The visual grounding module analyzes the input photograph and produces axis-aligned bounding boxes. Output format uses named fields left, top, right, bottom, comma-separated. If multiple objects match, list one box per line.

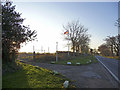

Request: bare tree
left=105, top=36, right=114, bottom=56
left=98, top=44, right=111, bottom=56
left=104, top=35, right=120, bottom=56
left=77, top=32, right=90, bottom=54
left=63, top=20, right=91, bottom=56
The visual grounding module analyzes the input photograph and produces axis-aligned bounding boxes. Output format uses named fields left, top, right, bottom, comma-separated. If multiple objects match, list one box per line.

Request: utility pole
left=56, top=42, right=58, bottom=62
left=118, top=2, right=120, bottom=60
left=118, top=2, right=120, bottom=87
left=44, top=50, right=45, bottom=54
left=41, top=46, right=43, bottom=53
left=48, top=47, right=49, bottom=53
left=115, top=2, right=120, bottom=60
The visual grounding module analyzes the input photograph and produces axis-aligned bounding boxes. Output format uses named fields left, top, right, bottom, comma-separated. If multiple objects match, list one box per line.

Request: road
left=95, top=55, right=120, bottom=84
left=25, top=61, right=116, bottom=88
left=18, top=57, right=118, bottom=88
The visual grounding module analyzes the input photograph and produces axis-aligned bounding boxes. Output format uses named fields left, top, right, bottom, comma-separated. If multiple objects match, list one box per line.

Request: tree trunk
left=77, top=45, right=80, bottom=55
left=111, top=45, right=114, bottom=56
left=73, top=43, right=75, bottom=56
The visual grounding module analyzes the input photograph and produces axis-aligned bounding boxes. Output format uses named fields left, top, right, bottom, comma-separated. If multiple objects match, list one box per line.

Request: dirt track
left=23, top=60, right=118, bottom=88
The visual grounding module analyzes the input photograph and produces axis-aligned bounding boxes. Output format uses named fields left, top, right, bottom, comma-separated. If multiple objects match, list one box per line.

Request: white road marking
left=95, top=56, right=120, bottom=84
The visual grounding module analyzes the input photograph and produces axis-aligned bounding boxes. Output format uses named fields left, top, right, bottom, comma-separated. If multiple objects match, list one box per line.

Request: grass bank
left=18, top=54, right=66, bottom=63
left=103, top=56, right=120, bottom=60
left=18, top=53, right=98, bottom=65
left=55, top=55, right=98, bottom=65
left=3, top=61, right=75, bottom=88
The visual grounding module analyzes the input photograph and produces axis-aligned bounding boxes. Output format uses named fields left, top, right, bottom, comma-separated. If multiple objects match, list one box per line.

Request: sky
left=12, top=2, right=118, bottom=53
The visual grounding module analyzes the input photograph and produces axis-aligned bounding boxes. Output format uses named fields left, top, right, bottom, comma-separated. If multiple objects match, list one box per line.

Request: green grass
left=55, top=55, right=98, bottom=66
left=3, top=61, right=75, bottom=88
left=103, top=56, right=120, bottom=60
left=18, top=53, right=98, bottom=65
left=19, top=54, right=57, bottom=63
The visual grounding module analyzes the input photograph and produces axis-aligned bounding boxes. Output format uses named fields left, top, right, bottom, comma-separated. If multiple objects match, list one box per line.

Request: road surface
left=95, top=55, right=120, bottom=84
left=25, top=61, right=117, bottom=88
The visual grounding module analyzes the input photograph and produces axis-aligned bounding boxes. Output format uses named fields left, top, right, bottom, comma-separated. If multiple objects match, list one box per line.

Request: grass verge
left=18, top=53, right=98, bottom=65
left=2, top=61, right=75, bottom=88
left=102, top=56, right=120, bottom=60
left=54, top=55, right=98, bottom=66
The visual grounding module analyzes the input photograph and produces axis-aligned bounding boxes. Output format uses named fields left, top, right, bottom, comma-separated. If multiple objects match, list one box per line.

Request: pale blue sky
left=13, top=2, right=118, bottom=53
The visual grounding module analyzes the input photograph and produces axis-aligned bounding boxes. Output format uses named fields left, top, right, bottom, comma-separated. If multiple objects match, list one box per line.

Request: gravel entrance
left=24, top=61, right=118, bottom=88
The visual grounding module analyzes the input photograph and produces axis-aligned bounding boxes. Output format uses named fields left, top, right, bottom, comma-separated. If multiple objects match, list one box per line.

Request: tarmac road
left=95, top=55, right=120, bottom=85
left=23, top=60, right=118, bottom=88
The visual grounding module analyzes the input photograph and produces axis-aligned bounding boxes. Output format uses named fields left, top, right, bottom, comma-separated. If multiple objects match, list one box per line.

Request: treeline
left=98, top=35, right=120, bottom=56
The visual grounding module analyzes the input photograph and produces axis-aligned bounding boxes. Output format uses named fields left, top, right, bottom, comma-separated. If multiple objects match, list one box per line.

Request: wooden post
left=90, top=49, right=93, bottom=62
left=33, top=51, right=35, bottom=61
left=33, top=46, right=35, bottom=61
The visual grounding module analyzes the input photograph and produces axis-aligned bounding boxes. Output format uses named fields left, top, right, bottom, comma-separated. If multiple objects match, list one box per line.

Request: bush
left=2, top=61, right=22, bottom=74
